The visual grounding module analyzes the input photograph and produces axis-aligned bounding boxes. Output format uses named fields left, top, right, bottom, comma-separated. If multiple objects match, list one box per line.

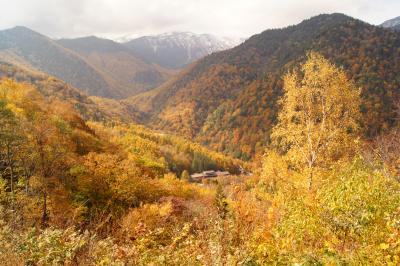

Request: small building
left=190, top=173, right=207, bottom=181
left=190, top=170, right=230, bottom=182
left=215, top=171, right=230, bottom=176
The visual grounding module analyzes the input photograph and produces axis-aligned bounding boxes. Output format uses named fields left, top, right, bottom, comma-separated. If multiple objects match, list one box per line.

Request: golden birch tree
left=271, top=52, right=361, bottom=190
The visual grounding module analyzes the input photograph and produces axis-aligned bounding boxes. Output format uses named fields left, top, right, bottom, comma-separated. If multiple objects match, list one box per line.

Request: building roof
left=190, top=173, right=206, bottom=179
left=215, top=171, right=230, bottom=176
left=190, top=170, right=230, bottom=179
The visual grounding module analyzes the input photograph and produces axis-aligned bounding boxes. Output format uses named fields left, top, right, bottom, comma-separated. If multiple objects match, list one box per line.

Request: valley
left=129, top=13, right=400, bottom=159
left=0, top=8, right=399, bottom=265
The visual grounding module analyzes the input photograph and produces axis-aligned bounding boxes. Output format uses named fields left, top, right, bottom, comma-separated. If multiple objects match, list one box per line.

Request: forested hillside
left=130, top=13, right=400, bottom=159
left=1, top=3, right=400, bottom=263
left=0, top=61, right=143, bottom=123
left=1, top=52, right=399, bottom=265
left=0, top=26, right=111, bottom=97
left=0, top=27, right=173, bottom=99
left=57, top=36, right=174, bottom=97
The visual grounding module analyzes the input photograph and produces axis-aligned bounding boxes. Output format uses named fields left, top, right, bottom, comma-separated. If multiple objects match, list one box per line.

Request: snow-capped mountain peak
left=380, top=16, right=400, bottom=30
left=122, top=32, right=244, bottom=69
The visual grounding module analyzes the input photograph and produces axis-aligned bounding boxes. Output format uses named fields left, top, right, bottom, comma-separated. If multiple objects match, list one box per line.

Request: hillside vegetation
left=0, top=53, right=399, bottom=265
left=129, top=13, right=400, bottom=160
left=0, top=61, right=144, bottom=124
left=0, top=27, right=173, bottom=99
left=57, top=37, right=175, bottom=98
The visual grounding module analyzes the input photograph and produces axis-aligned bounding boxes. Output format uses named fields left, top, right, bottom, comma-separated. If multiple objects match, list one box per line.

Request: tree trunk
left=308, top=166, right=313, bottom=191
left=6, top=144, right=14, bottom=194
left=25, top=173, right=29, bottom=194
left=41, top=191, right=48, bottom=228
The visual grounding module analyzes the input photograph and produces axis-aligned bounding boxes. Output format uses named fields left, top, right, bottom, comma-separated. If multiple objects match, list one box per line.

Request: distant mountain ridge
left=123, top=32, right=242, bottom=69
left=0, top=26, right=241, bottom=98
left=0, top=26, right=111, bottom=96
left=381, top=16, right=400, bottom=31
left=0, top=26, right=173, bottom=99
left=129, top=13, right=400, bottom=159
left=57, top=36, right=174, bottom=98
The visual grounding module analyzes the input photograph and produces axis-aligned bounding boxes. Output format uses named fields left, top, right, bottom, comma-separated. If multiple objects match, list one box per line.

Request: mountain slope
left=57, top=36, right=174, bottom=97
left=123, top=32, right=241, bottom=69
left=0, top=26, right=173, bottom=99
left=0, top=26, right=113, bottom=97
left=129, top=13, right=400, bottom=159
left=0, top=60, right=241, bottom=172
left=0, top=61, right=141, bottom=123
left=381, top=16, right=400, bottom=31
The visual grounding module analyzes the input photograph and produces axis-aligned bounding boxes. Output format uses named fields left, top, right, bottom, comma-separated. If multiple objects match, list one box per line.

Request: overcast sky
left=0, top=0, right=399, bottom=40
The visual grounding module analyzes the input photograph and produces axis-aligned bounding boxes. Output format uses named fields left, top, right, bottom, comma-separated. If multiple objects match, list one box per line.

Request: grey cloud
left=0, top=0, right=399, bottom=39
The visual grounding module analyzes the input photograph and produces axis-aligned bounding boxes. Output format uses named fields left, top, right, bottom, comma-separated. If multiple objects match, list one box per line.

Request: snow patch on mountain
left=122, top=32, right=244, bottom=69
left=129, top=32, right=241, bottom=51
left=380, top=16, right=400, bottom=28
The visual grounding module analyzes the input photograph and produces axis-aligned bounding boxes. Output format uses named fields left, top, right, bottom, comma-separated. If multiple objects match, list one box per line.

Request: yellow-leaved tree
left=271, top=52, right=361, bottom=190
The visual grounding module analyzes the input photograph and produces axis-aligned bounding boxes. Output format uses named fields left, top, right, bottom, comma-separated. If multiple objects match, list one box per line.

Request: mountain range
left=0, top=28, right=238, bottom=99
left=123, top=32, right=242, bottom=69
left=0, top=14, right=399, bottom=160
left=57, top=36, right=174, bottom=98
left=128, top=13, right=400, bottom=159
left=0, top=26, right=175, bottom=99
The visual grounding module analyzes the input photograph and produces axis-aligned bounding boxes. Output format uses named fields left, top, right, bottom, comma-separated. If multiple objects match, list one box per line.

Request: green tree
left=191, top=152, right=217, bottom=173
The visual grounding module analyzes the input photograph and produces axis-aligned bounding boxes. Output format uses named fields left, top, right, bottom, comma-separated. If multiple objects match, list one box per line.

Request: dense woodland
left=0, top=74, right=243, bottom=264
left=0, top=61, right=149, bottom=124
left=0, top=49, right=399, bottom=265
left=129, top=14, right=400, bottom=160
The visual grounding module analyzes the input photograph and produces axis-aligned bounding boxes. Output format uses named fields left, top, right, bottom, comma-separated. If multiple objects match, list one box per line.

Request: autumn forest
left=0, top=7, right=399, bottom=266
